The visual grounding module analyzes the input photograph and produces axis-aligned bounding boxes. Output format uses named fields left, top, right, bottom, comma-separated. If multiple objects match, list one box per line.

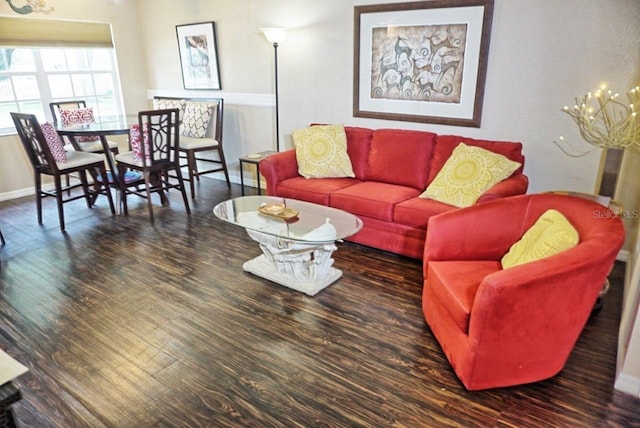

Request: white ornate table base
left=243, top=229, right=343, bottom=296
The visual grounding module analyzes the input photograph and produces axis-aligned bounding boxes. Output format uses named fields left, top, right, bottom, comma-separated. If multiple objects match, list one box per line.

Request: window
left=0, top=46, right=124, bottom=134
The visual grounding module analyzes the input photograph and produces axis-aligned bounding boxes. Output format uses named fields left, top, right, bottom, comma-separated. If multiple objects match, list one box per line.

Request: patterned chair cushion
left=181, top=102, right=215, bottom=138
left=129, top=124, right=150, bottom=164
left=153, top=98, right=186, bottom=120
left=40, top=122, right=67, bottom=163
left=58, top=107, right=100, bottom=143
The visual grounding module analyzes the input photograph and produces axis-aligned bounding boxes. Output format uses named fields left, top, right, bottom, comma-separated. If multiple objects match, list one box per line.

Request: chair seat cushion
left=57, top=150, right=104, bottom=170
left=427, top=260, right=502, bottom=334
left=64, top=140, right=118, bottom=153
left=180, top=136, right=219, bottom=150
left=115, top=151, right=143, bottom=167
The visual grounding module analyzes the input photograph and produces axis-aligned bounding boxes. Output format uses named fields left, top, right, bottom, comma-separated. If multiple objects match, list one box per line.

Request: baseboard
left=614, top=373, right=640, bottom=397
left=617, top=250, right=629, bottom=262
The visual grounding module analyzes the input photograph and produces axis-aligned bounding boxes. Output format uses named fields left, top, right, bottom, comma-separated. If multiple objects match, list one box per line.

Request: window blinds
left=0, top=17, right=113, bottom=48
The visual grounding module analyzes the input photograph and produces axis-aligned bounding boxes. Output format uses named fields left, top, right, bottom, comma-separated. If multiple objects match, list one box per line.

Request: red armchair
left=422, top=193, right=625, bottom=390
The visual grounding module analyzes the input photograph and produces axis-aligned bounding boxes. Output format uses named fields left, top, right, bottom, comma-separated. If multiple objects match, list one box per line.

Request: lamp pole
left=260, top=28, right=287, bottom=152
left=273, top=41, right=280, bottom=152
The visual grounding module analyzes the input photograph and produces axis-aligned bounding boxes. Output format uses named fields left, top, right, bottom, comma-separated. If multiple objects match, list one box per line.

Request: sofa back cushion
left=344, top=126, right=373, bottom=180
left=365, top=129, right=436, bottom=189
left=429, top=135, right=524, bottom=184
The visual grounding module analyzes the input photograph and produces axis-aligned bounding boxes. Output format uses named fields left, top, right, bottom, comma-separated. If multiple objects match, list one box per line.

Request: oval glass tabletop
left=213, top=196, right=363, bottom=243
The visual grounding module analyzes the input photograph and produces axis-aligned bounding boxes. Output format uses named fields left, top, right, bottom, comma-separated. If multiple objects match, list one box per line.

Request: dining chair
left=152, top=97, right=230, bottom=197
left=49, top=100, right=120, bottom=155
left=115, top=109, right=191, bottom=224
left=177, top=98, right=231, bottom=198
left=10, top=112, right=115, bottom=232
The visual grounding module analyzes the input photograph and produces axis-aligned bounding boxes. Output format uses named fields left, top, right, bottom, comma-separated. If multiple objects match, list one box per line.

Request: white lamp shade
left=260, top=28, right=287, bottom=44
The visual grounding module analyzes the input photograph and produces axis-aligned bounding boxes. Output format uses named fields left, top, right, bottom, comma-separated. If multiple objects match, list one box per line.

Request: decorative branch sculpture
left=555, top=86, right=640, bottom=156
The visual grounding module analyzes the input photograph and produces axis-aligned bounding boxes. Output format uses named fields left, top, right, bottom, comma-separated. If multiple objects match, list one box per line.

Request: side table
left=239, top=150, right=276, bottom=196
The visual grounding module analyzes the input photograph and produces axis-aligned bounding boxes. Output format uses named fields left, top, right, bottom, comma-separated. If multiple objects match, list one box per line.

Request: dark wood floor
left=0, top=177, right=638, bottom=427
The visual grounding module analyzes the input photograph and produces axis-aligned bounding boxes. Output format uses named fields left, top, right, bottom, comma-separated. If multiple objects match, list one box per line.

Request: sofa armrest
left=476, top=174, right=529, bottom=203
left=259, top=150, right=299, bottom=196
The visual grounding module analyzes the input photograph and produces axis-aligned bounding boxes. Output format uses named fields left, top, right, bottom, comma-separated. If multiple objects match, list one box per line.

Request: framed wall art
left=353, top=0, right=494, bottom=127
left=176, top=22, right=221, bottom=90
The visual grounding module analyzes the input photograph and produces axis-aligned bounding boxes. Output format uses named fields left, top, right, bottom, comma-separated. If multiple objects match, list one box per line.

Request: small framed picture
left=176, top=22, right=222, bottom=90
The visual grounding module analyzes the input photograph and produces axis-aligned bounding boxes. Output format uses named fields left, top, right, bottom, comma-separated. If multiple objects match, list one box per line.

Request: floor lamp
left=260, top=28, right=287, bottom=152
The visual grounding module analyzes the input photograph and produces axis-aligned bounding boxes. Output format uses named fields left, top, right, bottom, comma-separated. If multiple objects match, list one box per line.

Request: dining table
left=54, top=114, right=133, bottom=177
left=55, top=114, right=141, bottom=209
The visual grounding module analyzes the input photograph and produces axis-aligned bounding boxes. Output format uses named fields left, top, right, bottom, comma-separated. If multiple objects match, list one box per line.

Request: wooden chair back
left=10, top=112, right=57, bottom=174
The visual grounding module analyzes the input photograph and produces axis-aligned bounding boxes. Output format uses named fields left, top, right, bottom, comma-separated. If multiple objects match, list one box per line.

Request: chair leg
left=142, top=172, right=155, bottom=225
left=53, top=175, right=65, bottom=232
left=174, top=166, right=191, bottom=215
left=217, top=147, right=231, bottom=188
left=0, top=229, right=5, bottom=246
left=35, top=172, right=43, bottom=225
left=79, top=170, right=92, bottom=209
left=187, top=150, right=197, bottom=199
left=117, top=164, right=129, bottom=216
left=98, top=165, right=116, bottom=215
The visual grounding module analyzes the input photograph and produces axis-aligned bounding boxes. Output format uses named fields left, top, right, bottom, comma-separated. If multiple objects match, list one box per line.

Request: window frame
left=0, top=46, right=126, bottom=135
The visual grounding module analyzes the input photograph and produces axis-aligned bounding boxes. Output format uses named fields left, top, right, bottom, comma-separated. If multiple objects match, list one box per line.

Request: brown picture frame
left=353, top=0, right=494, bottom=127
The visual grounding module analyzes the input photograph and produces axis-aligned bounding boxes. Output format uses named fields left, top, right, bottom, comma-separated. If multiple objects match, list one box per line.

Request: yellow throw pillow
left=501, top=209, right=579, bottom=269
left=293, top=124, right=355, bottom=179
left=420, top=143, right=521, bottom=207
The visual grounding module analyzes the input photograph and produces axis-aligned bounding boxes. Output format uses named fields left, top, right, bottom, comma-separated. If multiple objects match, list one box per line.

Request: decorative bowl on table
left=259, top=203, right=285, bottom=215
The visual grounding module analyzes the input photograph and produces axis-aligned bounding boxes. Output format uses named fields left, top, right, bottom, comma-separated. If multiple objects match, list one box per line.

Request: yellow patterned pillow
left=501, top=209, right=579, bottom=268
left=293, top=124, right=355, bottom=179
left=420, top=143, right=521, bottom=207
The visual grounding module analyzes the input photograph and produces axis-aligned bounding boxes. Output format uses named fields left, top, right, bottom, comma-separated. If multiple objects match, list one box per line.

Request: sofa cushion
left=344, top=126, right=373, bottom=180
left=502, top=209, right=579, bottom=269
left=293, top=124, right=355, bottom=179
left=394, top=197, right=457, bottom=229
left=330, top=182, right=420, bottom=222
left=429, top=135, right=524, bottom=183
left=276, top=176, right=360, bottom=205
left=365, top=129, right=436, bottom=189
left=420, top=143, right=521, bottom=208
left=428, top=260, right=502, bottom=334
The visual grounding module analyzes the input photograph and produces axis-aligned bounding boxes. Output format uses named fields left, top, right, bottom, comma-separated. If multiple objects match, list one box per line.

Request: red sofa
left=422, top=193, right=625, bottom=390
left=259, top=127, right=529, bottom=259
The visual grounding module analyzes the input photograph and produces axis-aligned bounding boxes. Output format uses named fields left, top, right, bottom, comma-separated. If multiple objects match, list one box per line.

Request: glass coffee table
left=213, top=196, right=363, bottom=296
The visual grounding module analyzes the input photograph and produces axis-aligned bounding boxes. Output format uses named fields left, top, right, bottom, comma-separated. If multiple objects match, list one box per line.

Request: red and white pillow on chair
left=129, top=124, right=151, bottom=164
left=58, top=107, right=100, bottom=143
left=40, top=123, right=68, bottom=163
